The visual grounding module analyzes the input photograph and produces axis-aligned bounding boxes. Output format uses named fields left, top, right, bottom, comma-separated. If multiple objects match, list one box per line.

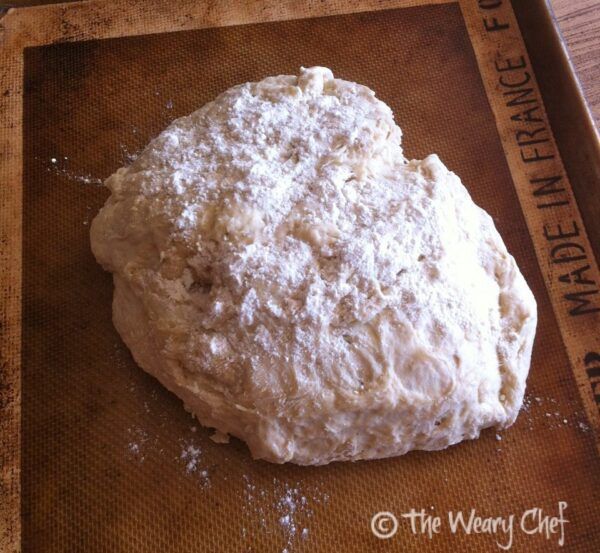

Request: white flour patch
left=180, top=441, right=202, bottom=472
left=241, top=474, right=328, bottom=552
left=44, top=156, right=103, bottom=185
left=521, top=393, right=590, bottom=433
left=122, top=400, right=331, bottom=550
left=127, top=425, right=149, bottom=462
left=578, top=421, right=590, bottom=432
left=177, top=438, right=211, bottom=487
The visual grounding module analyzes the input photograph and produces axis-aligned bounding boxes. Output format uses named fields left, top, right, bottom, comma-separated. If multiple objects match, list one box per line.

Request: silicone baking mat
left=1, top=1, right=599, bottom=551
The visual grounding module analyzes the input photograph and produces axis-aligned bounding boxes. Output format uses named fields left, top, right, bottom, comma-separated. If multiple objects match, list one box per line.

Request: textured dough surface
left=91, top=67, right=537, bottom=465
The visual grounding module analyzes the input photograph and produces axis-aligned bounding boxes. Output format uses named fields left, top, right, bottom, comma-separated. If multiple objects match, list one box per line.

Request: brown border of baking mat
left=1, top=0, right=599, bottom=551
left=459, top=1, right=600, bottom=448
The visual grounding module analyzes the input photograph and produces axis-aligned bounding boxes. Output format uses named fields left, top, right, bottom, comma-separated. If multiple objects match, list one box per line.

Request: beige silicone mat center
left=21, top=4, right=600, bottom=551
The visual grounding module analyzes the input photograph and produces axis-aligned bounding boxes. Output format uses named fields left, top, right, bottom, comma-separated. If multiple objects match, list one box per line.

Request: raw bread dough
left=91, top=67, right=537, bottom=465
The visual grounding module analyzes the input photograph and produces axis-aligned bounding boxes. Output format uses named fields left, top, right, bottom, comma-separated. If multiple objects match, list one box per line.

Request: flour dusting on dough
left=92, top=67, right=537, bottom=465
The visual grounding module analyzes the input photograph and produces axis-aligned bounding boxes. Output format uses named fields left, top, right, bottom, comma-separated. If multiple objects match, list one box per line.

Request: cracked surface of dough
left=91, top=67, right=537, bottom=465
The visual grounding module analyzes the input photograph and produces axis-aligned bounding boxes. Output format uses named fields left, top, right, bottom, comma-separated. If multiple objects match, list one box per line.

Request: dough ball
left=91, top=67, right=537, bottom=465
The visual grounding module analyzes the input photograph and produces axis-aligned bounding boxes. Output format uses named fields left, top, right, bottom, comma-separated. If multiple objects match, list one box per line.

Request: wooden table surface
left=1, top=0, right=598, bottom=126
left=551, top=0, right=600, bottom=126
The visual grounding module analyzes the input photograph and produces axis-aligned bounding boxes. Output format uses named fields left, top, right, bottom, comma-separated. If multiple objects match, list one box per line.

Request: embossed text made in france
left=476, top=0, right=600, bottom=417
left=479, top=0, right=599, bottom=319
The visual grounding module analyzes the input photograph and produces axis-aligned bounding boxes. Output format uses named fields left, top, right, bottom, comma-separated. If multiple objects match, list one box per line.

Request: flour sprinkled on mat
left=127, top=425, right=149, bottom=462
left=241, top=473, right=328, bottom=552
left=45, top=156, right=103, bottom=185
left=520, top=393, right=590, bottom=433
left=180, top=441, right=202, bottom=472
